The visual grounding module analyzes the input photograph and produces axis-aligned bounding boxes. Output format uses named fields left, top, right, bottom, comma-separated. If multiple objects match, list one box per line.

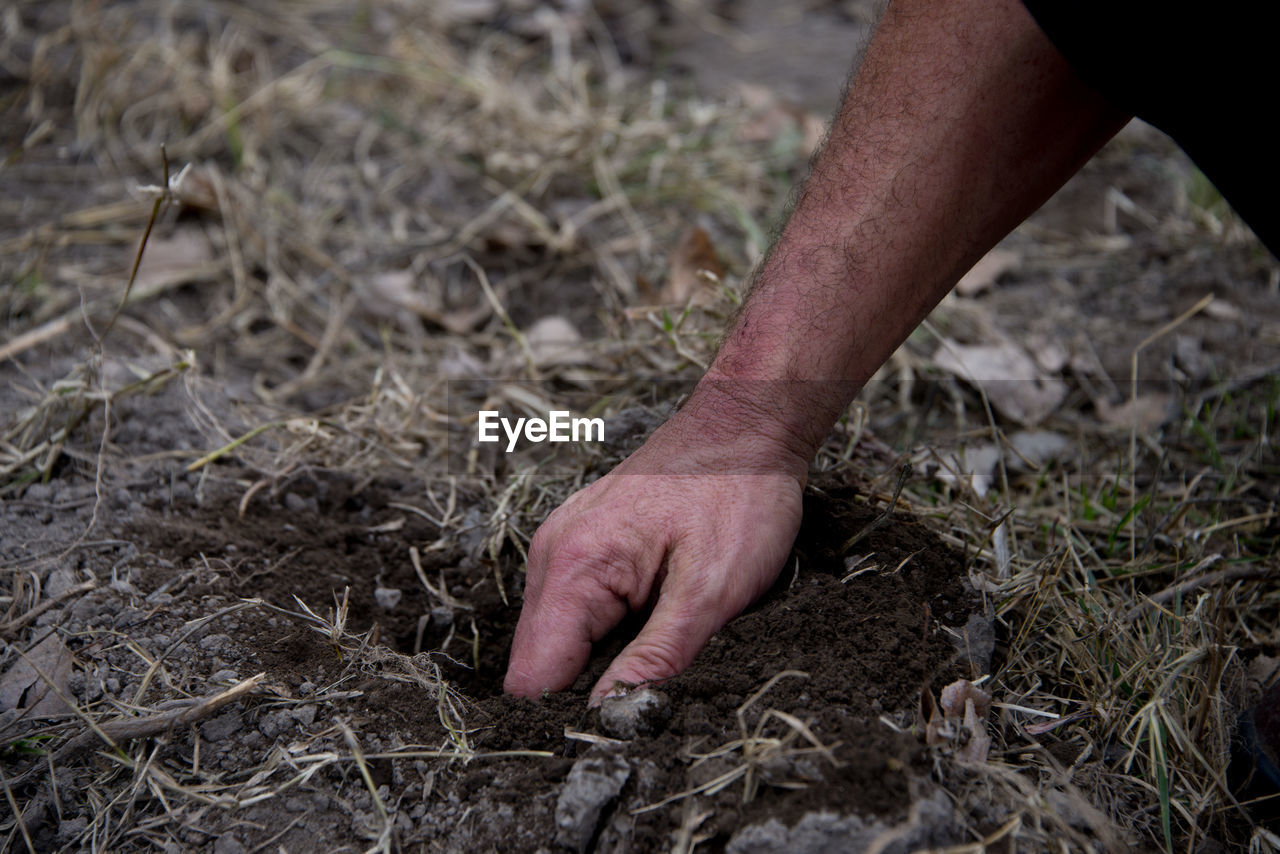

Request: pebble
left=284, top=492, right=319, bottom=513
left=199, top=633, right=233, bottom=652
left=258, top=707, right=315, bottom=738
left=430, top=606, right=454, bottom=629
left=44, top=568, right=77, bottom=599
left=24, top=483, right=54, bottom=502
left=201, top=711, right=244, bottom=742
left=375, top=587, right=402, bottom=610
left=598, top=688, right=671, bottom=739
left=212, top=834, right=246, bottom=854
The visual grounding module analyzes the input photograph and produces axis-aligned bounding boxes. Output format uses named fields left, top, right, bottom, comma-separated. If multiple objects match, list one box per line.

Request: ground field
left=2, top=2, right=1278, bottom=852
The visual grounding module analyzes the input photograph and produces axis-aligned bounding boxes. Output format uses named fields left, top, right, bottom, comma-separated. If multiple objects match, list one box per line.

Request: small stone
left=44, top=568, right=78, bottom=599
left=598, top=688, right=671, bottom=739
left=284, top=492, right=308, bottom=513
left=259, top=710, right=297, bottom=739
left=113, top=608, right=144, bottom=629
left=212, top=834, right=246, bottom=854
left=199, top=633, right=233, bottom=652
left=554, top=751, right=631, bottom=853
left=68, top=596, right=101, bottom=623
left=202, top=711, right=244, bottom=742
left=23, top=483, right=53, bottom=502
left=375, top=587, right=402, bottom=610
left=430, top=606, right=454, bottom=629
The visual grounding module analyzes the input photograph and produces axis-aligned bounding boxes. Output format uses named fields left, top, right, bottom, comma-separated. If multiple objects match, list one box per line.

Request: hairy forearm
left=697, top=0, right=1129, bottom=459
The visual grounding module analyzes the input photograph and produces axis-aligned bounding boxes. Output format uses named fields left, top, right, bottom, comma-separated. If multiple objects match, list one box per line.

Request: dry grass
left=883, top=370, right=1280, bottom=850
left=2, top=0, right=1277, bottom=851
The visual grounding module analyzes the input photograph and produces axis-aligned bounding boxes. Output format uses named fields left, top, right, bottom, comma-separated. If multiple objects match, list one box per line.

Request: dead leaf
left=363, top=270, right=489, bottom=334
left=939, top=679, right=991, bottom=719
left=735, top=83, right=825, bottom=155
left=1204, top=298, right=1242, bottom=322
left=925, top=432, right=1070, bottom=499
left=0, top=631, right=74, bottom=718
left=920, top=683, right=939, bottom=733
left=525, top=315, right=588, bottom=367
left=1007, top=430, right=1073, bottom=470
left=955, top=248, right=1020, bottom=297
left=661, top=227, right=724, bottom=305
left=1173, top=334, right=1210, bottom=382
left=132, top=229, right=219, bottom=292
left=174, top=169, right=219, bottom=212
left=932, top=339, right=1068, bottom=426
left=1026, top=333, right=1069, bottom=373
left=1095, top=393, right=1173, bottom=433
left=938, top=679, right=993, bottom=763
left=439, top=346, right=487, bottom=380
left=957, top=696, right=992, bottom=763
left=932, top=444, right=999, bottom=499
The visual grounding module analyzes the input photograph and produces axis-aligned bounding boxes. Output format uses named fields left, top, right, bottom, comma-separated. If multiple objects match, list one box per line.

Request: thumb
left=588, top=586, right=724, bottom=705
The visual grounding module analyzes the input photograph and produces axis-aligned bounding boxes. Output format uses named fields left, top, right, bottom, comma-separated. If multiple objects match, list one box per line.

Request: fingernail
left=588, top=683, right=627, bottom=708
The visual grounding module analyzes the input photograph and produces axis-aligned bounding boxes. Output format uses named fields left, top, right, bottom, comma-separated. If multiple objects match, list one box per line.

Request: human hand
left=502, top=396, right=808, bottom=704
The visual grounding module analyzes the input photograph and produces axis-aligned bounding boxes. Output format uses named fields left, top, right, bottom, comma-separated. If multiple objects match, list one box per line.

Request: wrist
left=661, top=372, right=835, bottom=482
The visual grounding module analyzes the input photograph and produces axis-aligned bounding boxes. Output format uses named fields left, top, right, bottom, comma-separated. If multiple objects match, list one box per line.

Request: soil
left=104, top=463, right=980, bottom=852
left=3, top=1, right=1278, bottom=852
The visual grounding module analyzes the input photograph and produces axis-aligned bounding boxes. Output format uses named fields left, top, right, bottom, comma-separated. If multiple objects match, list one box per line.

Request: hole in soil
left=125, top=468, right=1002, bottom=850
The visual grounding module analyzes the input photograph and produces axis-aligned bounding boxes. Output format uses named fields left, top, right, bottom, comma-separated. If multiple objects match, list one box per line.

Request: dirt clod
left=598, top=688, right=672, bottom=739
left=555, top=751, right=633, bottom=852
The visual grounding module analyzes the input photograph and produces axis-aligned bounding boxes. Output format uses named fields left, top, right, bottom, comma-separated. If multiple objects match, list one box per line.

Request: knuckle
left=620, top=639, right=688, bottom=682
left=526, top=522, right=556, bottom=569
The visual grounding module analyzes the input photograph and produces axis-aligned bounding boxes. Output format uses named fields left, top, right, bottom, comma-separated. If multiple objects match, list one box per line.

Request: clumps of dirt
left=114, top=470, right=985, bottom=852
left=127, top=473, right=471, bottom=659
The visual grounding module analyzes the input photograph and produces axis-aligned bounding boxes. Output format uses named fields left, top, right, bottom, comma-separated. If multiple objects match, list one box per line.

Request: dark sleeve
left=1021, top=1, right=1279, bottom=257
